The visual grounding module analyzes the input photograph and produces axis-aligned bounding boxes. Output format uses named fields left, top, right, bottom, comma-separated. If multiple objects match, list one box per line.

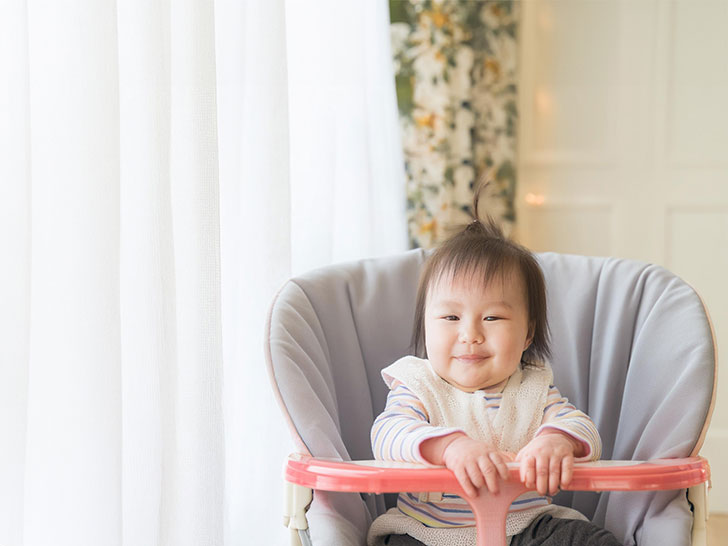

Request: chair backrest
left=265, top=250, right=716, bottom=545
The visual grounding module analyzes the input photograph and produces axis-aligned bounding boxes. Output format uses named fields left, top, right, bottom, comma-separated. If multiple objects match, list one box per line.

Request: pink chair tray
left=285, top=454, right=710, bottom=494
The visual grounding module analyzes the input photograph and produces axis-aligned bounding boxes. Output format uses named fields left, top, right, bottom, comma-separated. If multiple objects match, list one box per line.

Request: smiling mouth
left=454, top=354, right=489, bottom=362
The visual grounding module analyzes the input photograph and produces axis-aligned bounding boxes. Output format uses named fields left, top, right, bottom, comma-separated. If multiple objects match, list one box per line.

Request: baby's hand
left=441, top=435, right=512, bottom=497
left=515, top=429, right=582, bottom=496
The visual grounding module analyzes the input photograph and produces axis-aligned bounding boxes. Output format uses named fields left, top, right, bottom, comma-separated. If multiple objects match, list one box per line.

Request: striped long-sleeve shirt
left=371, top=378, right=601, bottom=528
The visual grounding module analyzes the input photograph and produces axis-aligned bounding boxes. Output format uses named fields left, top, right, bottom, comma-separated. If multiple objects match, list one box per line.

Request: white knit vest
left=382, top=356, right=551, bottom=453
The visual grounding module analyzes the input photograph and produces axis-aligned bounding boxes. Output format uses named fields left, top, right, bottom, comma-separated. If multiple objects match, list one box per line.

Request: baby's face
left=424, top=271, right=533, bottom=393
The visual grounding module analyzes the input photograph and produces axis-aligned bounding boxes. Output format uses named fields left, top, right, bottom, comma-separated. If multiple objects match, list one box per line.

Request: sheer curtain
left=0, top=1, right=406, bottom=545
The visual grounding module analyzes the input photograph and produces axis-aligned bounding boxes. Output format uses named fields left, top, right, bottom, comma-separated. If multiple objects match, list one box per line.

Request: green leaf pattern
left=390, top=0, right=519, bottom=248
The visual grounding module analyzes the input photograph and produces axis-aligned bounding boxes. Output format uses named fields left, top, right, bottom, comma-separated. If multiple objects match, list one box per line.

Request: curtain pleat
left=0, top=2, right=31, bottom=545
left=23, top=1, right=122, bottom=545
left=118, top=1, right=225, bottom=545
left=216, top=1, right=294, bottom=544
left=117, top=1, right=169, bottom=544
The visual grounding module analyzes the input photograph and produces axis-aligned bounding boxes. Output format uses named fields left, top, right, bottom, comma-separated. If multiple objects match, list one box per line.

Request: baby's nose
left=459, top=322, right=484, bottom=343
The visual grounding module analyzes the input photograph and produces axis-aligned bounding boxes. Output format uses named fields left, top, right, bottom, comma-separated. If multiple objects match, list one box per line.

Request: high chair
left=265, top=250, right=716, bottom=546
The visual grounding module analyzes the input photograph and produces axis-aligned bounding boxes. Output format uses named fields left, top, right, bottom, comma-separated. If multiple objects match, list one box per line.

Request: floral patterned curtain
left=389, top=0, right=519, bottom=248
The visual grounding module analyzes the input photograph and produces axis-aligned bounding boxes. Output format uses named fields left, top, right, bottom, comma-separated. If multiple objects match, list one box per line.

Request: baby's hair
left=412, top=181, right=550, bottom=365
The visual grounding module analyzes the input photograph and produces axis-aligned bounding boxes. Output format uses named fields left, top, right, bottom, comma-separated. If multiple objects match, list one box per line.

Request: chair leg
left=284, top=482, right=313, bottom=546
left=689, top=482, right=710, bottom=546
left=297, top=528, right=314, bottom=546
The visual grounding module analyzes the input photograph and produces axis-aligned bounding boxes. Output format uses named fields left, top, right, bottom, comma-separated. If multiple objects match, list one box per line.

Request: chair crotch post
left=465, top=482, right=530, bottom=546
left=284, top=481, right=313, bottom=546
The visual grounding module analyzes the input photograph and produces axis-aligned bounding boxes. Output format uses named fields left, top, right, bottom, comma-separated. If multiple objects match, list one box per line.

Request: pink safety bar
left=285, top=454, right=710, bottom=546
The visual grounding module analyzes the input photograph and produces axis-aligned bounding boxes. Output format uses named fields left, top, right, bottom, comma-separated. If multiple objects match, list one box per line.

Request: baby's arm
left=371, top=381, right=462, bottom=464
left=516, top=385, right=602, bottom=496
left=537, top=385, right=602, bottom=461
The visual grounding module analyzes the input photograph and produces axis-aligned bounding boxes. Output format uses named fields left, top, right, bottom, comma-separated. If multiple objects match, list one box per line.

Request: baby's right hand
left=441, top=435, right=511, bottom=497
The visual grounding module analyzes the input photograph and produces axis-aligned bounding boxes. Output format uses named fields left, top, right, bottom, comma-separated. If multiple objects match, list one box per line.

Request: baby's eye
left=484, top=316, right=501, bottom=322
left=443, top=315, right=459, bottom=321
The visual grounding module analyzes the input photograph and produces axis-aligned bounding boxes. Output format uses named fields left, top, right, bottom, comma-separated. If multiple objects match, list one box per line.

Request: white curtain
left=0, top=1, right=406, bottom=545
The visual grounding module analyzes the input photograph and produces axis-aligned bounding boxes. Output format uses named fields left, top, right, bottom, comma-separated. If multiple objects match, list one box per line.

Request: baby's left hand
left=515, top=429, right=583, bottom=496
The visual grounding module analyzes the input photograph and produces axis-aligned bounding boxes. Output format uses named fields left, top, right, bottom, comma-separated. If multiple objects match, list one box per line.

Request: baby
left=367, top=199, right=621, bottom=545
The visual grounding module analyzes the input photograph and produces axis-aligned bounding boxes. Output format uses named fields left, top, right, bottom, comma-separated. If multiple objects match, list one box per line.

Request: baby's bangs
left=428, top=240, right=520, bottom=293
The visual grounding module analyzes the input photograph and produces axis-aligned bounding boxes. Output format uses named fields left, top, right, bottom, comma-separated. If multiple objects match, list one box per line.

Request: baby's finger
left=477, top=458, right=500, bottom=494
left=489, top=452, right=509, bottom=481
left=536, top=455, right=549, bottom=495
left=519, top=456, right=528, bottom=485
left=520, top=455, right=535, bottom=487
left=548, top=456, right=561, bottom=496
left=561, top=454, right=574, bottom=487
left=454, top=466, right=477, bottom=498
left=466, top=460, right=485, bottom=490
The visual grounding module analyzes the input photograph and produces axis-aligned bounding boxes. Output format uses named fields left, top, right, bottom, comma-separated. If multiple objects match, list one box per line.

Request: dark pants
left=383, top=514, right=622, bottom=545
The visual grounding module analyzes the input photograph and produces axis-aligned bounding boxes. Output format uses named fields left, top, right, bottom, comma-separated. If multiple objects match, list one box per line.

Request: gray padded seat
left=266, top=249, right=715, bottom=546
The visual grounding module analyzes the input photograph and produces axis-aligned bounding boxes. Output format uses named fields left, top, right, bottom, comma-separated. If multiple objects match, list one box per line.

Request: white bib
left=381, top=356, right=553, bottom=453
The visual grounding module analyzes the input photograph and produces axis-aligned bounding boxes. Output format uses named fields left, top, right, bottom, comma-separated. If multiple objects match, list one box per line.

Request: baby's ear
left=524, top=322, right=535, bottom=350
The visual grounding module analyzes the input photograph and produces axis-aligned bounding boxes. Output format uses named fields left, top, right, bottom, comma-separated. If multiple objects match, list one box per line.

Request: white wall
left=516, top=0, right=728, bottom=512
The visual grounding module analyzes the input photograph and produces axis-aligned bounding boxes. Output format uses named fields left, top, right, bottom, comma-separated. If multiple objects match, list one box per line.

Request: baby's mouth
left=454, top=354, right=489, bottom=362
